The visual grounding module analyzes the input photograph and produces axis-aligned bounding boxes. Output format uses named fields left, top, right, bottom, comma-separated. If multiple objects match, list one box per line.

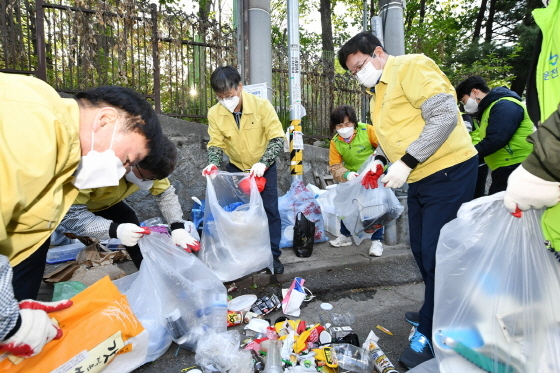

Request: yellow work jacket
left=74, top=178, right=170, bottom=212
left=0, top=73, right=81, bottom=266
left=207, top=90, right=285, bottom=170
left=369, top=55, right=476, bottom=183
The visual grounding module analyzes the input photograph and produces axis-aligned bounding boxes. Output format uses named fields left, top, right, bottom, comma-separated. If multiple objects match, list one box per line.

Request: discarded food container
left=46, top=243, right=86, bottom=264
left=228, top=294, right=257, bottom=312
left=227, top=310, right=244, bottom=327
left=140, top=217, right=164, bottom=226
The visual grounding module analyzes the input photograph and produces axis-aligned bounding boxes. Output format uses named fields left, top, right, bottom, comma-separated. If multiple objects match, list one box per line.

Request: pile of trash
left=192, top=287, right=400, bottom=373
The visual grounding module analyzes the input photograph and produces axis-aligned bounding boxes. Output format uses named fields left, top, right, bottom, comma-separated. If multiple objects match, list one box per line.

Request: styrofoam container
left=46, top=243, right=86, bottom=264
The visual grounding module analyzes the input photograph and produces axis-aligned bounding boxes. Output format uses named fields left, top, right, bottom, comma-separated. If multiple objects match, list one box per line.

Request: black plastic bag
left=293, top=212, right=315, bottom=257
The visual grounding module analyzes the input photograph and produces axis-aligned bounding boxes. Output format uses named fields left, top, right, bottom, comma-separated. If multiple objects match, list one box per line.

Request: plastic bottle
left=210, top=292, right=228, bottom=333
left=262, top=339, right=283, bottom=373
left=165, top=308, right=188, bottom=345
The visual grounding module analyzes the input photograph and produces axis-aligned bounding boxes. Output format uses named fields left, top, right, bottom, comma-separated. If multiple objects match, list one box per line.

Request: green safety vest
left=533, top=0, right=560, bottom=123
left=479, top=97, right=534, bottom=171
left=332, top=123, right=375, bottom=172
left=470, top=118, right=481, bottom=145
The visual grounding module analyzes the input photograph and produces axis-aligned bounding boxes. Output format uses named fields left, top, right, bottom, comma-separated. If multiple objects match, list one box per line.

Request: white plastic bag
left=125, top=233, right=228, bottom=358
left=433, top=192, right=560, bottom=373
left=333, top=168, right=403, bottom=245
left=200, top=172, right=273, bottom=281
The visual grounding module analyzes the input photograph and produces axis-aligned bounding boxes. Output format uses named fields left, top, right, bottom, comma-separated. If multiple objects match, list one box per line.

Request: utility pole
left=287, top=0, right=303, bottom=181
left=360, top=0, right=369, bottom=123
left=379, top=0, right=405, bottom=56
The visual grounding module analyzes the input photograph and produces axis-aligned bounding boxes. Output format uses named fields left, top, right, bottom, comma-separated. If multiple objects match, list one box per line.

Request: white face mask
left=73, top=113, right=127, bottom=189
left=356, top=58, right=383, bottom=88
left=337, top=127, right=355, bottom=139
left=464, top=97, right=479, bottom=114
left=125, top=169, right=154, bottom=190
left=219, top=95, right=240, bottom=113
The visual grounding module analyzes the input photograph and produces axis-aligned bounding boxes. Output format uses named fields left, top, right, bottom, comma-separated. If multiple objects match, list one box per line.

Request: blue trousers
left=340, top=220, right=384, bottom=241
left=226, top=162, right=282, bottom=258
left=408, top=156, right=477, bottom=341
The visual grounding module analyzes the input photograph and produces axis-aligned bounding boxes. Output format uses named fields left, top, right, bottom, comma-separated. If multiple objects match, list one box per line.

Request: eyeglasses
left=336, top=121, right=354, bottom=129
left=351, top=56, right=370, bottom=76
left=216, top=87, right=239, bottom=101
left=135, top=164, right=157, bottom=181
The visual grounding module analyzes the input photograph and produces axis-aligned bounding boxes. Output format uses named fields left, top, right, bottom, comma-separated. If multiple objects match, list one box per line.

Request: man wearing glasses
left=338, top=31, right=478, bottom=369
left=59, top=137, right=200, bottom=269
left=202, top=65, right=285, bottom=274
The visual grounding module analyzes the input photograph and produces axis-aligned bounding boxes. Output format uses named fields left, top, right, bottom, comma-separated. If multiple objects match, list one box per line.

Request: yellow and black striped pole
left=289, top=119, right=303, bottom=178
left=288, top=0, right=303, bottom=181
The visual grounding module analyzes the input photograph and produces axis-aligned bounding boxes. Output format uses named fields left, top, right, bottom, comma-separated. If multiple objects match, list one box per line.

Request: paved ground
left=40, top=233, right=427, bottom=372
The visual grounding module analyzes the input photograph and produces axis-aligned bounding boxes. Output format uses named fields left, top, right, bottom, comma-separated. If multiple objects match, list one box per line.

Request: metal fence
left=0, top=0, right=366, bottom=138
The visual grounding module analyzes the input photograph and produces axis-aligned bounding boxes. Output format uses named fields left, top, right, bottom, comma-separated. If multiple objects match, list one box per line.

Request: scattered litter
left=376, top=325, right=394, bottom=335
left=320, top=303, right=333, bottom=310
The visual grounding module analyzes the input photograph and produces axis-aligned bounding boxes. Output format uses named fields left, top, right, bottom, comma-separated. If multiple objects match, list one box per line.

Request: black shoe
left=273, top=257, right=284, bottom=274
left=405, top=311, right=420, bottom=327
left=398, top=330, right=435, bottom=369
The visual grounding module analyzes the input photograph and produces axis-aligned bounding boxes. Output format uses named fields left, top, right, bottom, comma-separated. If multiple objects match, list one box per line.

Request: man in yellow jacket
left=60, top=137, right=199, bottom=268
left=339, top=32, right=478, bottom=369
left=0, top=73, right=163, bottom=359
left=202, top=65, right=285, bottom=274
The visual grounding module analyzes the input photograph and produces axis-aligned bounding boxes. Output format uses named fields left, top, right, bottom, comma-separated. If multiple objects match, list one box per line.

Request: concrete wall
left=126, top=115, right=331, bottom=222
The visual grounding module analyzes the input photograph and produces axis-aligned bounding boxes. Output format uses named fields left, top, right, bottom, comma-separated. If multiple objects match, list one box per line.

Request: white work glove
left=504, top=165, right=560, bottom=212
left=0, top=299, right=73, bottom=358
left=116, top=223, right=150, bottom=246
left=171, top=228, right=201, bottom=253
left=202, top=164, right=218, bottom=177
left=365, top=159, right=384, bottom=173
left=249, top=162, right=267, bottom=177
left=380, top=160, right=412, bottom=189
left=346, top=172, right=359, bottom=181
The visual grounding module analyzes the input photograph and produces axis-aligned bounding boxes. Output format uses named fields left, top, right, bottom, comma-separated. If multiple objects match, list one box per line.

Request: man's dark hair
left=338, top=31, right=386, bottom=70
left=330, top=105, right=358, bottom=134
left=210, top=65, right=241, bottom=95
left=138, top=136, right=177, bottom=180
left=75, top=86, right=162, bottom=152
left=455, top=76, right=490, bottom=97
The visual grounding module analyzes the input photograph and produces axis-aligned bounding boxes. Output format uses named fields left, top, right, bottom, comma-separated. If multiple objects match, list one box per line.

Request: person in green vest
left=460, top=110, right=489, bottom=198
left=504, top=104, right=560, bottom=250
left=328, top=105, right=384, bottom=257
left=456, top=76, right=534, bottom=195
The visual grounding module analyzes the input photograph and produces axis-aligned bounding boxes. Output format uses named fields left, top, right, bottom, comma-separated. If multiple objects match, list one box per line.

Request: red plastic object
left=361, top=164, right=384, bottom=189
left=239, top=176, right=266, bottom=195
left=140, top=227, right=152, bottom=235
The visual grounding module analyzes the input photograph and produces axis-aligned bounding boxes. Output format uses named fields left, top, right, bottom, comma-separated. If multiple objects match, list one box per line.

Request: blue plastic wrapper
left=278, top=180, right=328, bottom=248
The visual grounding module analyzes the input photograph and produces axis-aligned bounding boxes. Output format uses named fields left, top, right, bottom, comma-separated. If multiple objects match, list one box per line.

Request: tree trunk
left=472, top=0, right=488, bottom=43
left=484, top=0, right=497, bottom=43
left=419, top=0, right=426, bottom=25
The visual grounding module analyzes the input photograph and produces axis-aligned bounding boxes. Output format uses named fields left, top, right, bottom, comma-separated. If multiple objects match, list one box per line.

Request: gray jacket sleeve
left=523, top=104, right=560, bottom=182
left=0, top=255, right=19, bottom=341
left=403, top=93, right=458, bottom=167
left=155, top=185, right=184, bottom=225
left=59, top=204, right=112, bottom=241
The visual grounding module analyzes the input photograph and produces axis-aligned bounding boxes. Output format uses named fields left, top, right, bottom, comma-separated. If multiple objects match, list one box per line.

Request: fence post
left=151, top=3, right=161, bottom=113
left=35, top=0, right=47, bottom=80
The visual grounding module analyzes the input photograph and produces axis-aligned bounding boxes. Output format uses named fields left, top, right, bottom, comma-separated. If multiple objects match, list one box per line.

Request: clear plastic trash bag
left=333, top=167, right=403, bottom=245
left=433, top=192, right=560, bottom=373
left=278, top=180, right=329, bottom=248
left=199, top=172, right=273, bottom=281
left=124, top=233, right=228, bottom=359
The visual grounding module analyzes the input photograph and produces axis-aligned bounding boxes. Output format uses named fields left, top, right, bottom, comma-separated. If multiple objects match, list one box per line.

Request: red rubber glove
left=361, top=164, right=384, bottom=189
left=0, top=299, right=73, bottom=358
